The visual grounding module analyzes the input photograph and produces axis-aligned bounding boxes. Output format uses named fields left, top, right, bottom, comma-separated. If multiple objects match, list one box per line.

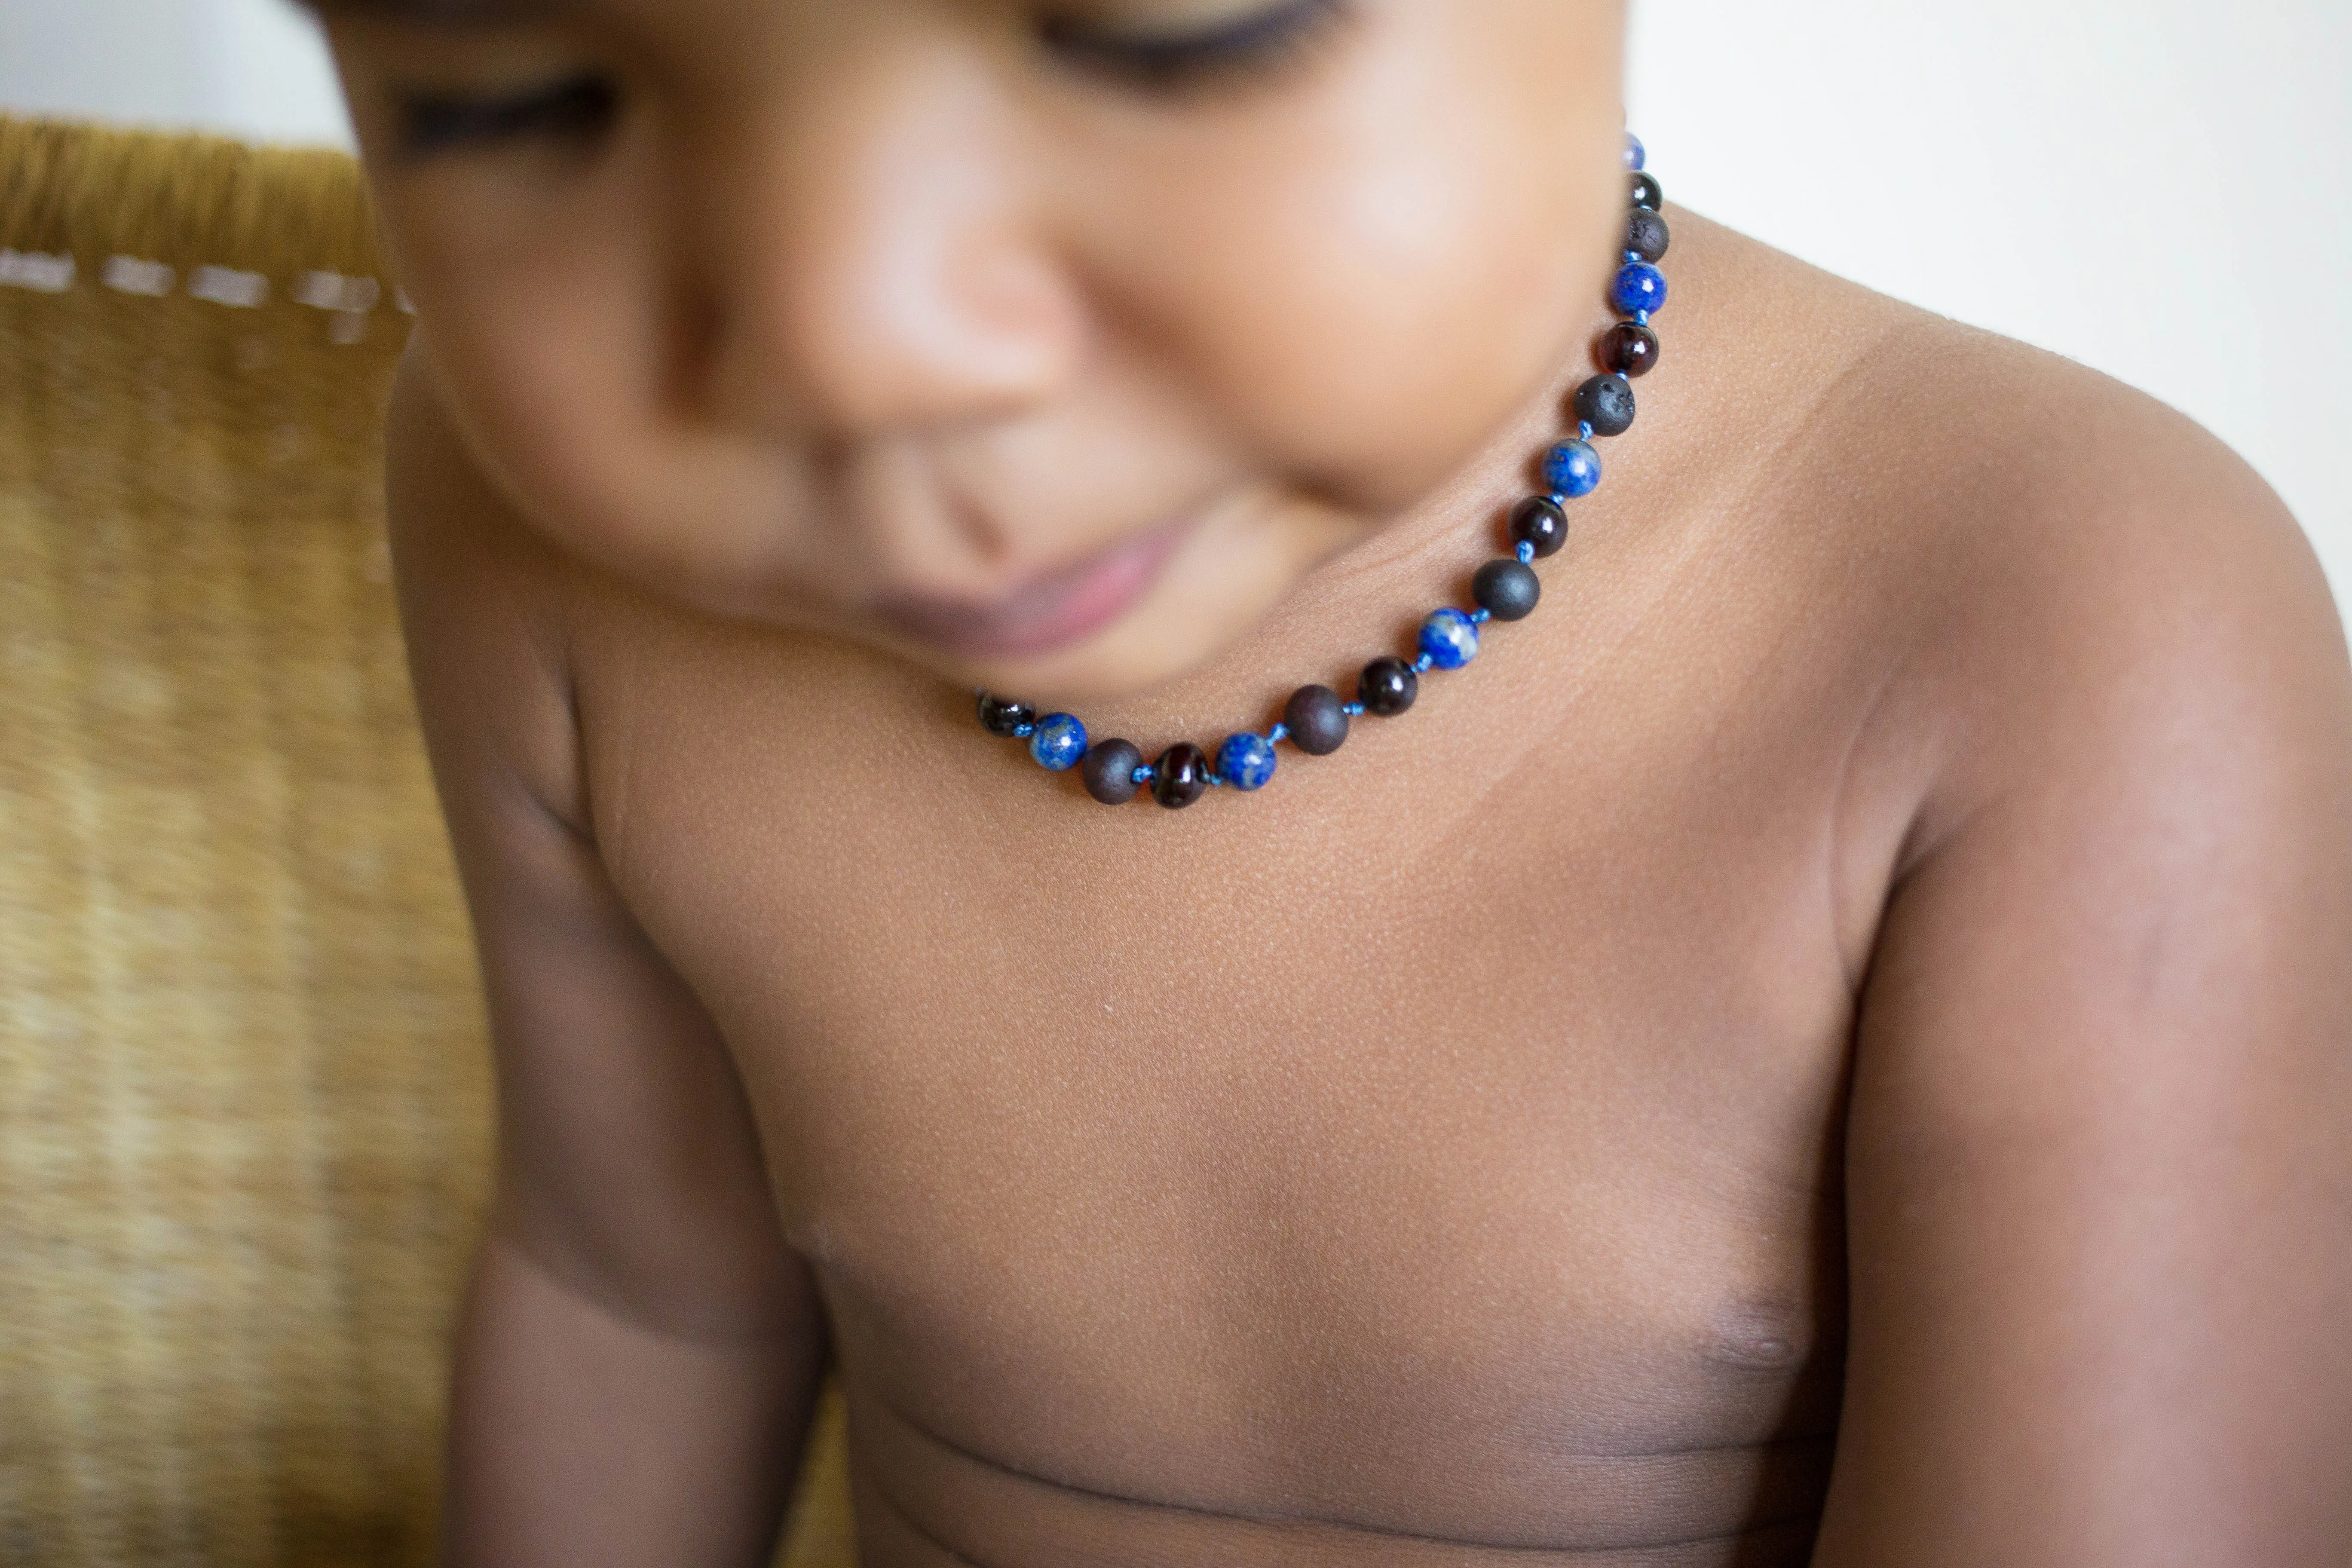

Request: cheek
left=390, top=177, right=789, bottom=594
left=418, top=248, right=661, bottom=533
left=1095, top=22, right=1626, bottom=510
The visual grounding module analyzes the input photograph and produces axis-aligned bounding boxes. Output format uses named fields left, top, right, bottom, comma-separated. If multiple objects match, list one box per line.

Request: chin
left=945, top=515, right=1344, bottom=708
left=939, top=618, right=1229, bottom=710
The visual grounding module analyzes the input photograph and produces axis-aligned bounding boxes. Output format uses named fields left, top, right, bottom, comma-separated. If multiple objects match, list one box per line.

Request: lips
left=875, top=523, right=1184, bottom=660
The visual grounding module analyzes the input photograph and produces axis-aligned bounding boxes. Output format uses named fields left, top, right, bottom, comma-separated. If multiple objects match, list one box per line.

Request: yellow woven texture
left=0, top=117, right=854, bottom=1567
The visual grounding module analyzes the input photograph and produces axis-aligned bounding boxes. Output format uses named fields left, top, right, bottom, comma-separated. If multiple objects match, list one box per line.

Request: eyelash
left=1039, top=0, right=1353, bottom=92
left=393, top=74, right=620, bottom=162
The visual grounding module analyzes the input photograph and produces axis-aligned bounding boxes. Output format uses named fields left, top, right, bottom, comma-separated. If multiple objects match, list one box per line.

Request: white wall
left=3, top=0, right=2347, bottom=617
left=0, top=0, right=351, bottom=147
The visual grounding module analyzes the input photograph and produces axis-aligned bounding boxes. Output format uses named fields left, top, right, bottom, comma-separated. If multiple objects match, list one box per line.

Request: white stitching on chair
left=0, top=248, right=76, bottom=292
left=11, top=250, right=401, bottom=346
left=102, top=256, right=175, bottom=296
left=292, top=270, right=381, bottom=313
left=188, top=265, right=270, bottom=308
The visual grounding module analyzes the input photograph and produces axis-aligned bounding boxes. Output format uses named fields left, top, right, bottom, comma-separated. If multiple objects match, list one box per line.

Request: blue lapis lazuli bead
left=1542, top=439, right=1602, bottom=499
left=1419, top=608, right=1480, bottom=671
left=1029, top=713, right=1088, bottom=772
left=1611, top=262, right=1667, bottom=318
left=1624, top=132, right=1646, bottom=172
left=1216, top=732, right=1277, bottom=792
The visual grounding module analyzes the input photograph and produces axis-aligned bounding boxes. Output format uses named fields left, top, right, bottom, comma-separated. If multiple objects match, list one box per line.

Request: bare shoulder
left=1858, top=294, right=2337, bottom=705
left=1680, top=214, right=2351, bottom=839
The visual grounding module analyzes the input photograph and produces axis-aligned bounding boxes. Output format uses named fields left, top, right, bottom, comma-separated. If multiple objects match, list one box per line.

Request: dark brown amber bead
left=1359, top=657, right=1418, bottom=717
left=977, top=692, right=1036, bottom=737
left=1509, top=496, right=1567, bottom=559
left=1600, top=322, right=1660, bottom=379
left=1152, top=744, right=1210, bottom=809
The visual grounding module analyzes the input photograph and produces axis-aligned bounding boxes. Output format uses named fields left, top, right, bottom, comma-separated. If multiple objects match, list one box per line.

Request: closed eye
left=1039, top=0, right=1352, bottom=92
left=394, top=72, right=620, bottom=161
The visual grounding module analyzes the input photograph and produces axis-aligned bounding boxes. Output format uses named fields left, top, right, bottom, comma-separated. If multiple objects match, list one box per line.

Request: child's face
left=328, top=0, right=1629, bottom=702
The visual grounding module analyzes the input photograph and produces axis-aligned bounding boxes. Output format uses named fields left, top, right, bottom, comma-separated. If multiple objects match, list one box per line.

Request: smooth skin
left=324, top=0, right=2352, bottom=1562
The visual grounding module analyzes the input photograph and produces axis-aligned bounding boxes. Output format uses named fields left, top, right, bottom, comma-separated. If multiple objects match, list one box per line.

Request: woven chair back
left=0, top=116, right=851, bottom=1568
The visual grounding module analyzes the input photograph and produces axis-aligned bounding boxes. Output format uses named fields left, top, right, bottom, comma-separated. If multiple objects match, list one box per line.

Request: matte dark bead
left=1510, top=496, right=1568, bottom=559
left=1284, top=685, right=1350, bottom=756
left=1359, top=656, right=1419, bottom=718
left=1629, top=171, right=1663, bottom=212
left=1473, top=559, right=1541, bottom=622
left=1625, top=207, right=1670, bottom=263
left=977, top=692, right=1036, bottom=738
left=1600, top=322, right=1660, bottom=379
left=1573, top=374, right=1636, bottom=438
left=1080, top=739, right=1143, bottom=805
left=1152, top=743, right=1210, bottom=809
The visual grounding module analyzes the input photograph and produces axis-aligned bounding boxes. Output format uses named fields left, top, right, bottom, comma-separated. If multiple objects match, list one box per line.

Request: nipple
left=1703, top=1301, right=1811, bottom=1374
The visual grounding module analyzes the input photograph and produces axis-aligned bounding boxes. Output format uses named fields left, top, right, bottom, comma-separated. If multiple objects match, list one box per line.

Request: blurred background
left=2, top=0, right=2345, bottom=619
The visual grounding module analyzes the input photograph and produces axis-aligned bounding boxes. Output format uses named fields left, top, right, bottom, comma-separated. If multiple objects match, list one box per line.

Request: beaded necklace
left=976, top=134, right=1668, bottom=810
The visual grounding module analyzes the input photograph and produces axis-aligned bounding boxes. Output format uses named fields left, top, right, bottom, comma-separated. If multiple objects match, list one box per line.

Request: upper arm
left=386, top=349, right=814, bottom=1342
left=1815, top=393, right=2352, bottom=1563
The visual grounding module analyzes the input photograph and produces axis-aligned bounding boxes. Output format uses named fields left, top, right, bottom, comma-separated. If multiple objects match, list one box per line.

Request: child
left=317, top=1, right=2352, bottom=1562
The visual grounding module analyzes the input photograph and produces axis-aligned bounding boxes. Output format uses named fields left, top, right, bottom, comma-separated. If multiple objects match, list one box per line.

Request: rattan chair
left=0, top=115, right=853, bottom=1568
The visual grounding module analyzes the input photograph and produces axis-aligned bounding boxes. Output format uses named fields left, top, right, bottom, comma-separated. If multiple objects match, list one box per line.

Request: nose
left=692, top=47, right=1088, bottom=449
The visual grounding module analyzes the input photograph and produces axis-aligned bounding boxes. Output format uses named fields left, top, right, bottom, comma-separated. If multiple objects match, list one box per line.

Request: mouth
left=874, top=521, right=1186, bottom=661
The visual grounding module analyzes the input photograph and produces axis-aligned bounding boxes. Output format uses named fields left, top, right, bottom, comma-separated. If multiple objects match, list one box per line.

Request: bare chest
left=571, top=589, right=1872, bottom=1544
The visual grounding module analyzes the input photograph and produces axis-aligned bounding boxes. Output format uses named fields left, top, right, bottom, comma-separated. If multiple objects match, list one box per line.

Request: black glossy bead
left=1081, top=739, right=1144, bottom=805
left=1625, top=207, right=1670, bottom=263
left=1359, top=656, right=1419, bottom=718
left=977, top=692, right=1036, bottom=737
left=1600, top=322, right=1660, bottom=379
left=1473, top=559, right=1541, bottom=622
left=1152, top=743, right=1210, bottom=809
left=1629, top=171, right=1663, bottom=212
left=1284, top=684, right=1350, bottom=756
left=1573, top=374, right=1636, bottom=438
left=1509, top=496, right=1568, bottom=559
